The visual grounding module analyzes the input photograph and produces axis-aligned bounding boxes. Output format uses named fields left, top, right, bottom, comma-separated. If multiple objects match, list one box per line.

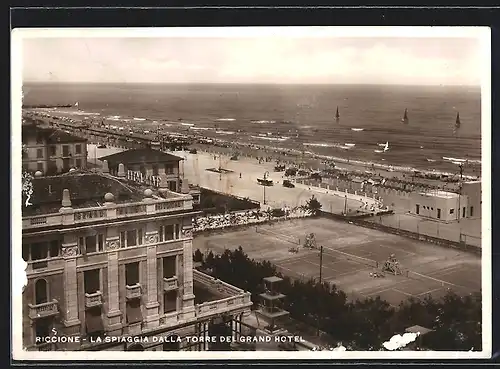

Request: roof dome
left=104, top=192, right=114, bottom=202
left=34, top=171, right=43, bottom=177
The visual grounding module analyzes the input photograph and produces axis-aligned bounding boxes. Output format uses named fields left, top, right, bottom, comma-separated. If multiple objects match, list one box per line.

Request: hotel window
left=79, top=234, right=104, bottom=254
left=37, top=162, right=44, bottom=172
left=75, top=144, right=82, bottom=154
left=163, top=290, right=177, bottom=314
left=450, top=208, right=455, bottom=215
left=31, top=242, right=48, bottom=261
left=120, top=229, right=143, bottom=248
left=462, top=207, right=466, bottom=218
left=437, top=208, right=441, bottom=219
left=163, top=256, right=176, bottom=279
left=168, top=181, right=177, bottom=192
left=62, top=145, right=69, bottom=156
left=165, top=164, right=174, bottom=175
left=159, top=224, right=175, bottom=242
left=470, top=206, right=474, bottom=217
left=49, top=146, right=56, bottom=156
left=35, top=318, right=52, bottom=342
left=35, top=279, right=48, bottom=304
left=84, top=269, right=100, bottom=294
left=125, top=262, right=140, bottom=286
left=126, top=299, right=143, bottom=324
left=36, top=133, right=44, bottom=144
left=49, top=240, right=60, bottom=257
left=36, top=148, right=43, bottom=158
left=76, top=159, right=82, bottom=168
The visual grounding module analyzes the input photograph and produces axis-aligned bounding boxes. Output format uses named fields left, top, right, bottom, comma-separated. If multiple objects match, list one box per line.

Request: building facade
left=22, top=170, right=251, bottom=351
left=460, top=181, right=481, bottom=219
left=22, top=122, right=88, bottom=175
left=409, top=190, right=469, bottom=222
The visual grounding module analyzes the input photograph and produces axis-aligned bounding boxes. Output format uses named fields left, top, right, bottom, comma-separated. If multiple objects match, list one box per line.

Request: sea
left=22, top=82, right=482, bottom=175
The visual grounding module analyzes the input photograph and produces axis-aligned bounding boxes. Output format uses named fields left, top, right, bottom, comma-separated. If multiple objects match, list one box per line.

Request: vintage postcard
left=11, top=26, right=491, bottom=360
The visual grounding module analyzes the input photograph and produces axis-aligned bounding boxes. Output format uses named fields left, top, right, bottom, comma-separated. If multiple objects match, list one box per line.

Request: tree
left=306, top=195, right=322, bottom=216
left=193, top=249, right=204, bottom=263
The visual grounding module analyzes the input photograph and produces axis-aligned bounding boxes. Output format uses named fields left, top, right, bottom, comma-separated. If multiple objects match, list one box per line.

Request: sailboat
left=401, top=108, right=409, bottom=124
left=455, top=112, right=461, bottom=128
left=374, top=141, right=389, bottom=153
left=335, top=106, right=340, bottom=121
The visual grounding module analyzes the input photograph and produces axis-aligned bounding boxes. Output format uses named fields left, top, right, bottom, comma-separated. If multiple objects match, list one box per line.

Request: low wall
left=319, top=211, right=481, bottom=256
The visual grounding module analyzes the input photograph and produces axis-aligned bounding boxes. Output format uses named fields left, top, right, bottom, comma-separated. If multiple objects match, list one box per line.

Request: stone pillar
left=202, top=322, right=209, bottom=350
left=106, top=239, right=122, bottom=335
left=61, top=242, right=81, bottom=349
left=102, top=160, right=109, bottom=173
left=181, top=227, right=195, bottom=320
left=118, top=163, right=126, bottom=177
left=144, top=232, right=160, bottom=329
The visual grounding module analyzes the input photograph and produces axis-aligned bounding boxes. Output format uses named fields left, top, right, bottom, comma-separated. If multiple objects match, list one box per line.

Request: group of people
left=192, top=206, right=311, bottom=232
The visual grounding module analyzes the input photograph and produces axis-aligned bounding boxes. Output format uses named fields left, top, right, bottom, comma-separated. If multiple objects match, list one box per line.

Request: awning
left=126, top=301, right=143, bottom=324
left=85, top=309, right=104, bottom=334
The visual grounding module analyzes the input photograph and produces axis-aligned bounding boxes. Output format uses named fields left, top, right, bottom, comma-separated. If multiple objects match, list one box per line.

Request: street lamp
left=263, top=171, right=269, bottom=205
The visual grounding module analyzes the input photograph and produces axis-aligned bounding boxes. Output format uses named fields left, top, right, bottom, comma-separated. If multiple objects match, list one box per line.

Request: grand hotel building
left=21, top=140, right=252, bottom=351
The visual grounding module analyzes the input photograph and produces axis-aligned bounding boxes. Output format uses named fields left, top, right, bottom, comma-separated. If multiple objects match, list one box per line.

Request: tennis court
left=193, top=217, right=481, bottom=306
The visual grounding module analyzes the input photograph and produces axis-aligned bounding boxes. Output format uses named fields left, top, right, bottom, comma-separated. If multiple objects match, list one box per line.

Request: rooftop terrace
left=22, top=170, right=192, bottom=220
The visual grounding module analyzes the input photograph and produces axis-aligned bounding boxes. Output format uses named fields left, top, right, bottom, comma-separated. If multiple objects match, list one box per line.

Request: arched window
left=35, top=279, right=48, bottom=304
left=128, top=344, right=144, bottom=351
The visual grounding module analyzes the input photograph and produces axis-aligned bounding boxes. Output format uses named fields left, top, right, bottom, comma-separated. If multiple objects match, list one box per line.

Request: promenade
left=87, top=144, right=381, bottom=214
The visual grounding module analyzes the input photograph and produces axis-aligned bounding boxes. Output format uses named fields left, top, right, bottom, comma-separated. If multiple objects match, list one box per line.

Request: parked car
left=283, top=180, right=295, bottom=188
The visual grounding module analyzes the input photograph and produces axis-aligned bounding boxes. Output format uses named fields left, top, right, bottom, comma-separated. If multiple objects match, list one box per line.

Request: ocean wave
left=251, top=135, right=289, bottom=142
left=133, top=117, right=146, bottom=121
left=351, top=128, right=364, bottom=132
left=190, top=126, right=212, bottom=131
left=216, top=118, right=236, bottom=121
left=180, top=122, right=195, bottom=127
left=55, top=110, right=101, bottom=116
left=251, top=120, right=276, bottom=124
left=216, top=130, right=236, bottom=135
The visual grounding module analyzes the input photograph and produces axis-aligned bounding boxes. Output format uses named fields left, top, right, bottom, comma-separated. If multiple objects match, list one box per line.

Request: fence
left=319, top=211, right=481, bottom=256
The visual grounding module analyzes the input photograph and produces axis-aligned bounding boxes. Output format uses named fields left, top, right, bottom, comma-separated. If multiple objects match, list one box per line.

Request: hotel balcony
left=23, top=197, right=194, bottom=230
left=85, top=291, right=103, bottom=308
left=163, top=276, right=179, bottom=292
left=126, top=283, right=142, bottom=300
left=28, top=299, right=59, bottom=320
left=192, top=269, right=252, bottom=319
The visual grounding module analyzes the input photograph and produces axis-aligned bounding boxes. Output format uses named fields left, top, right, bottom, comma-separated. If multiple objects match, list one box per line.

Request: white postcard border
left=11, top=26, right=492, bottom=360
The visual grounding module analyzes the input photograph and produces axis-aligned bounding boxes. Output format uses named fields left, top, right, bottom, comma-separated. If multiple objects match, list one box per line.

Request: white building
left=409, top=190, right=469, bottom=222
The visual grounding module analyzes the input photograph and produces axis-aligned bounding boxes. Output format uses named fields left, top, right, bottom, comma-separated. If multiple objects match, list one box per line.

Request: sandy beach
left=87, top=143, right=381, bottom=213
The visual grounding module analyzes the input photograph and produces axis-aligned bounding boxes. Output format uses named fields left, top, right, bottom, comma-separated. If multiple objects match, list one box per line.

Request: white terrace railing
left=23, top=197, right=191, bottom=229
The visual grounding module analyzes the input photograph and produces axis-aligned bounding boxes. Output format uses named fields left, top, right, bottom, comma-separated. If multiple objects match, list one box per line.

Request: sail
left=455, top=112, right=461, bottom=126
left=402, top=108, right=408, bottom=123
left=335, top=106, right=340, bottom=120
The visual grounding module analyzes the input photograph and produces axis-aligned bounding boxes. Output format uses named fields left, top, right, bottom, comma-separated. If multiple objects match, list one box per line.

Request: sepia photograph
left=11, top=26, right=491, bottom=359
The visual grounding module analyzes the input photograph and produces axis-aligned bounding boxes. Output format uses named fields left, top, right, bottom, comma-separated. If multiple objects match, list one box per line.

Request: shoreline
left=27, top=108, right=480, bottom=183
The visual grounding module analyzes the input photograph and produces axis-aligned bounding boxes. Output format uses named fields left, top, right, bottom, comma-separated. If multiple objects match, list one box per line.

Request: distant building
left=21, top=170, right=251, bottom=351
left=409, top=189, right=469, bottom=222
left=99, top=148, right=200, bottom=205
left=22, top=123, right=88, bottom=175
left=461, top=181, right=481, bottom=218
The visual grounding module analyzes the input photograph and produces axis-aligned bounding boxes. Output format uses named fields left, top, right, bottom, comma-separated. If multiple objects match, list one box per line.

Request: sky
left=21, top=35, right=483, bottom=86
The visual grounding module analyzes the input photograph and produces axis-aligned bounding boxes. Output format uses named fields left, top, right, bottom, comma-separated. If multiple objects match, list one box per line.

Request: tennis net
left=324, top=248, right=378, bottom=268
left=255, top=226, right=300, bottom=245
